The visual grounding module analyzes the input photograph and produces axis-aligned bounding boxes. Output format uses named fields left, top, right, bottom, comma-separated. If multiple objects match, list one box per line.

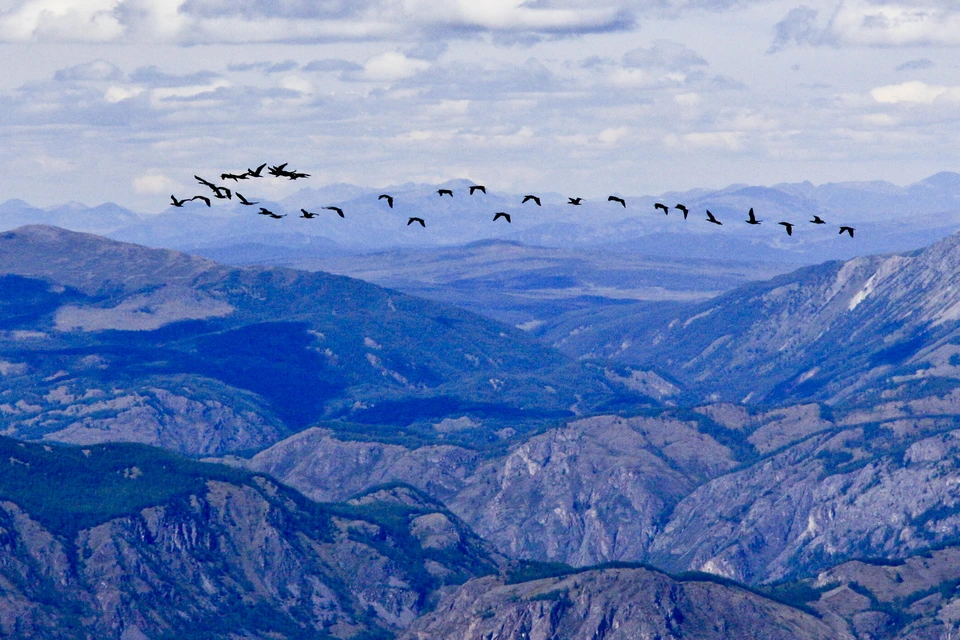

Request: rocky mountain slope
left=545, top=229, right=960, bottom=407
left=400, top=566, right=847, bottom=640
left=0, top=225, right=640, bottom=455
left=0, top=436, right=504, bottom=639
left=231, top=406, right=820, bottom=567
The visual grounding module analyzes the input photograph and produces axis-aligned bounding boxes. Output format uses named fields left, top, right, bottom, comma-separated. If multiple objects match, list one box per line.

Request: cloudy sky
left=0, top=0, right=958, bottom=211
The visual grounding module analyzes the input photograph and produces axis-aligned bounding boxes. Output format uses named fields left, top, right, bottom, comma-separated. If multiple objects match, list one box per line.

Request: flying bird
left=194, top=177, right=232, bottom=200
left=221, top=172, right=248, bottom=182
left=437, top=189, right=453, bottom=197
left=654, top=203, right=669, bottom=214
left=246, top=163, right=267, bottom=178
left=705, top=210, right=722, bottom=225
left=235, top=192, right=258, bottom=206
left=300, top=209, right=319, bottom=219
left=408, top=217, right=425, bottom=227
left=810, top=215, right=826, bottom=224
left=779, top=222, right=795, bottom=236
left=675, top=204, right=689, bottom=219
left=170, top=195, right=210, bottom=207
left=839, top=226, right=855, bottom=237
left=287, top=171, right=310, bottom=180
left=522, top=195, right=541, bottom=206
left=323, top=206, right=345, bottom=218
left=745, top=208, right=761, bottom=225
left=379, top=194, right=394, bottom=208
left=258, top=207, right=285, bottom=219
left=469, top=185, right=486, bottom=195
left=568, top=197, right=583, bottom=205
left=608, top=196, right=626, bottom=208
left=493, top=212, right=511, bottom=223
left=267, top=163, right=288, bottom=177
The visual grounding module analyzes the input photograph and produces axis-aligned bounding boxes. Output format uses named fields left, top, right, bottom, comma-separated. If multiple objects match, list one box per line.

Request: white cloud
left=362, top=51, right=431, bottom=81
left=0, top=0, right=124, bottom=42
left=664, top=131, right=744, bottom=151
left=871, top=80, right=947, bottom=103
left=133, top=171, right=178, bottom=194
left=771, top=0, right=960, bottom=51
left=104, top=85, right=144, bottom=103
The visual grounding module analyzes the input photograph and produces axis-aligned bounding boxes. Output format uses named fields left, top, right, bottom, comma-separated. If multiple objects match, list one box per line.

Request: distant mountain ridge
left=4, top=172, right=960, bottom=263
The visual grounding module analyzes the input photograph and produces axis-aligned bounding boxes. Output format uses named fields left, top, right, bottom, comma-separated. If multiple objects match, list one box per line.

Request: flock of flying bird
left=171, top=162, right=856, bottom=237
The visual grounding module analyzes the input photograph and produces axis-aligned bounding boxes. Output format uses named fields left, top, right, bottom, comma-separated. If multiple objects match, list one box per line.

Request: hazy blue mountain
left=0, top=225, right=642, bottom=455
left=0, top=172, right=952, bottom=265
left=0, top=199, right=142, bottom=235
left=240, top=239, right=792, bottom=327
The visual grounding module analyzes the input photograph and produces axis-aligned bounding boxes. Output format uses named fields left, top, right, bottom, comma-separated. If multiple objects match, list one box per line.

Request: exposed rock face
left=649, top=424, right=960, bottom=585
left=450, top=414, right=737, bottom=566
left=238, top=414, right=739, bottom=566
left=238, top=427, right=480, bottom=503
left=399, top=567, right=849, bottom=640
left=0, top=439, right=503, bottom=639
left=9, top=378, right=287, bottom=456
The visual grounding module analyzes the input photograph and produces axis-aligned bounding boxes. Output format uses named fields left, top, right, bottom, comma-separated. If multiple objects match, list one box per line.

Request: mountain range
left=6, top=210, right=960, bottom=637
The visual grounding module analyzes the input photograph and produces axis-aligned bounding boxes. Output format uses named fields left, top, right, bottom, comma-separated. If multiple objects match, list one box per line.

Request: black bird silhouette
left=323, top=206, right=345, bottom=218
left=675, top=204, right=689, bottom=219
left=779, top=222, right=795, bottom=236
left=170, top=195, right=210, bottom=207
left=705, top=210, right=722, bottom=225
left=267, top=163, right=288, bottom=177
left=811, top=215, right=826, bottom=224
left=522, top=195, right=541, bottom=206
left=287, top=171, right=310, bottom=180
left=195, top=176, right=232, bottom=200
left=608, top=196, right=626, bottom=208
left=839, top=226, right=855, bottom=237
left=408, top=217, right=425, bottom=227
left=300, top=209, right=318, bottom=219
left=654, top=203, right=669, bottom=214
left=745, top=208, right=761, bottom=225
left=235, top=192, right=258, bottom=205
left=568, top=197, right=583, bottom=205
left=437, top=189, right=453, bottom=197
left=258, top=207, right=285, bottom=219
left=469, top=185, right=486, bottom=195
left=493, top=212, right=511, bottom=223
left=221, top=172, right=248, bottom=182
left=246, top=163, right=267, bottom=177
left=379, top=194, right=394, bottom=208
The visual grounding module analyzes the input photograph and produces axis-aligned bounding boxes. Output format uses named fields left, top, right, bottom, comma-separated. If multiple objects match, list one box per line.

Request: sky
left=0, top=0, right=958, bottom=212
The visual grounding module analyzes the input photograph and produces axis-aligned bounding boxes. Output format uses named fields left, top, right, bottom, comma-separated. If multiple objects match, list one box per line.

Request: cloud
left=895, top=57, right=934, bottom=71
left=768, top=6, right=825, bottom=53
left=227, top=60, right=299, bottom=74
left=129, top=65, right=221, bottom=87
left=0, top=0, right=641, bottom=44
left=360, top=51, right=432, bottom=81
left=623, top=40, right=708, bottom=71
left=770, top=1, right=960, bottom=51
left=393, top=57, right=560, bottom=99
left=870, top=80, right=957, bottom=103
left=0, top=0, right=123, bottom=42
left=53, top=60, right=123, bottom=82
left=133, top=171, right=179, bottom=194
left=303, top=58, right=364, bottom=72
